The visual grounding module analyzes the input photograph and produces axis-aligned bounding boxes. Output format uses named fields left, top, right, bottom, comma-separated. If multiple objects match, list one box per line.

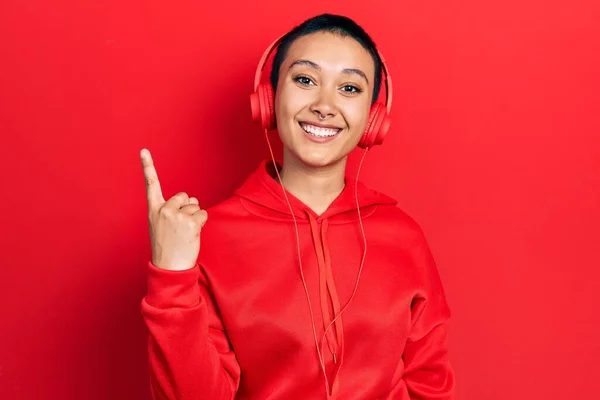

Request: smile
left=300, top=122, right=342, bottom=138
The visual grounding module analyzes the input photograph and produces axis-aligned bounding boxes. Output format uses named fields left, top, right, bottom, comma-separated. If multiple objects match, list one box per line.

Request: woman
left=140, top=13, right=455, bottom=400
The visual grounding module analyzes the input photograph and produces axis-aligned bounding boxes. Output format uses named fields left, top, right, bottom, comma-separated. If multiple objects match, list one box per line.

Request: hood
left=233, top=159, right=397, bottom=222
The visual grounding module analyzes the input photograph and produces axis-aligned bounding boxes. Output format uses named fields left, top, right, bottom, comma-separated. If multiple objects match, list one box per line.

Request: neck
left=278, top=150, right=347, bottom=215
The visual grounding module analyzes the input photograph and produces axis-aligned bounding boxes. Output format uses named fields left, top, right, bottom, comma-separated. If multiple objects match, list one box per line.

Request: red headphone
left=250, top=34, right=393, bottom=149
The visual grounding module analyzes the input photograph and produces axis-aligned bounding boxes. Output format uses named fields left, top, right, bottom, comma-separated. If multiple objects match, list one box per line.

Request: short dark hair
left=269, top=13, right=383, bottom=104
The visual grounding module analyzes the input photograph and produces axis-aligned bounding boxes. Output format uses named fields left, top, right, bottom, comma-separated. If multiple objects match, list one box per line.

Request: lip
left=298, top=121, right=343, bottom=144
left=299, top=121, right=343, bottom=130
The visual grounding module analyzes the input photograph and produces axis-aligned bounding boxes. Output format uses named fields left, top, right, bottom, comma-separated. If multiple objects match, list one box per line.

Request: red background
left=1, top=1, right=599, bottom=399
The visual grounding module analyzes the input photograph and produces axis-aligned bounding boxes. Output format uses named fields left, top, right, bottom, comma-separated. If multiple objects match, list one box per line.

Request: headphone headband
left=253, top=34, right=393, bottom=113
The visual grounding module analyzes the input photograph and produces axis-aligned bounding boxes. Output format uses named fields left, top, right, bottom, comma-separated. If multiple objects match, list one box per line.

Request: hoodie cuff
left=145, top=261, right=201, bottom=309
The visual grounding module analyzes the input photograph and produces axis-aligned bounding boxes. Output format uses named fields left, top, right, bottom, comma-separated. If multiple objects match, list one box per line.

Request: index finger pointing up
left=140, top=149, right=165, bottom=207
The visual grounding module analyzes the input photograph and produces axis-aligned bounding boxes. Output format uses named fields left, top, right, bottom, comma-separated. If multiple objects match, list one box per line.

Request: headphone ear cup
left=250, top=83, right=276, bottom=130
left=358, top=102, right=391, bottom=149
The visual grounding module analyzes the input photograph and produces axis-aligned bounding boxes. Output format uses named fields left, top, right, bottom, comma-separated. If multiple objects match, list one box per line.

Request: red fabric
left=141, top=160, right=455, bottom=399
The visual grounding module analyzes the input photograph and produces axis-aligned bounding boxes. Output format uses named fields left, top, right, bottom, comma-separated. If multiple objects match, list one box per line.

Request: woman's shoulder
left=205, top=194, right=247, bottom=218
left=359, top=184, right=430, bottom=245
left=372, top=202, right=429, bottom=242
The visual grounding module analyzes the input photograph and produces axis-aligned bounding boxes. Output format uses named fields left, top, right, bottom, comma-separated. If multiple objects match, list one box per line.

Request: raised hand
left=140, top=149, right=208, bottom=271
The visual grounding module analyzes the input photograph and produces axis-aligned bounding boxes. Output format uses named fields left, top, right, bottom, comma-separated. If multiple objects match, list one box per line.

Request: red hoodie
left=141, top=160, right=455, bottom=399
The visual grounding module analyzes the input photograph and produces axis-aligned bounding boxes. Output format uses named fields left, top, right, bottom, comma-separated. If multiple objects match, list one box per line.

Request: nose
left=310, top=87, right=336, bottom=120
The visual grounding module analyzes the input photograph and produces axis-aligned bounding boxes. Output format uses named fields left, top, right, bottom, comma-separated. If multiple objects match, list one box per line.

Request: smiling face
left=273, top=31, right=376, bottom=170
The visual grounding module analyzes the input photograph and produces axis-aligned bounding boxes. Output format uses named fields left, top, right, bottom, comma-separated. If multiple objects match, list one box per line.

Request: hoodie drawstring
left=309, top=215, right=344, bottom=398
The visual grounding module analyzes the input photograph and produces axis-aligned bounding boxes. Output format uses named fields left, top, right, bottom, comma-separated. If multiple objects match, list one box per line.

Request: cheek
left=275, top=85, right=310, bottom=124
left=345, top=101, right=371, bottom=132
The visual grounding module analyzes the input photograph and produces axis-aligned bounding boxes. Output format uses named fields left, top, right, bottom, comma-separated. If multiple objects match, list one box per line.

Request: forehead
left=283, top=32, right=375, bottom=76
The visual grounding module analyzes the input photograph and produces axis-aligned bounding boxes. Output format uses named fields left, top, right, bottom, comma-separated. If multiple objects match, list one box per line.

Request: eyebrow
left=288, top=59, right=369, bottom=84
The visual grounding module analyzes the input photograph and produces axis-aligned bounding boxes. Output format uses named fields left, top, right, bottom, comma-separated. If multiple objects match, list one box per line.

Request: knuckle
left=186, top=218, right=199, bottom=230
left=159, top=206, right=172, bottom=217
left=197, top=211, right=208, bottom=224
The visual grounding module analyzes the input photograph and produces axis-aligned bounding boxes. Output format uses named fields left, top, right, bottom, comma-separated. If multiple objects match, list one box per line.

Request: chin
left=291, top=147, right=349, bottom=170
left=299, top=154, right=334, bottom=168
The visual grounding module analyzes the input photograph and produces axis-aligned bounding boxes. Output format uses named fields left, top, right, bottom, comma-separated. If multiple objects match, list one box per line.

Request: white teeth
left=301, top=123, right=340, bottom=138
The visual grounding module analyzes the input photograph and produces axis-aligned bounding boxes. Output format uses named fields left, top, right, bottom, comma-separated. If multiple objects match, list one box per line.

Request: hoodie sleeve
left=390, top=231, right=456, bottom=399
left=140, top=262, right=240, bottom=400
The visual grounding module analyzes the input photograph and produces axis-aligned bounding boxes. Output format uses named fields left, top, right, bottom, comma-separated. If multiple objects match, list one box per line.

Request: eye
left=341, top=85, right=362, bottom=94
left=293, top=76, right=315, bottom=86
